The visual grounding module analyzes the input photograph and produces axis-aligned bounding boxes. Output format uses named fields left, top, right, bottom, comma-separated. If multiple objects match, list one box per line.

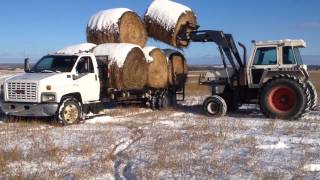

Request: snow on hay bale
left=93, top=43, right=148, bottom=90
left=87, top=8, right=147, bottom=47
left=163, top=49, right=188, bottom=88
left=143, top=47, right=169, bottom=89
left=144, top=0, right=197, bottom=48
left=56, top=43, right=97, bottom=54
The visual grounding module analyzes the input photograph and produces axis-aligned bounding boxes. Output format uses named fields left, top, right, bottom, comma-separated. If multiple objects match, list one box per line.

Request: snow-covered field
left=0, top=71, right=320, bottom=179
left=0, top=95, right=319, bottom=179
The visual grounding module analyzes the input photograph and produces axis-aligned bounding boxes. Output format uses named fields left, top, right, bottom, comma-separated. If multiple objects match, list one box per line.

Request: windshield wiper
left=41, top=70, right=62, bottom=73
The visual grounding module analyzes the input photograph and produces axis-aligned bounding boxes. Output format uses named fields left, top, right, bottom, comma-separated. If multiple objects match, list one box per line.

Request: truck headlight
left=41, top=93, right=56, bottom=102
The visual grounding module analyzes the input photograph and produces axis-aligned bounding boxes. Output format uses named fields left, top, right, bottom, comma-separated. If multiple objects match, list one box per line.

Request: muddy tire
left=150, top=96, right=158, bottom=110
left=259, top=77, right=307, bottom=120
left=58, top=97, right=83, bottom=125
left=203, top=95, right=227, bottom=117
left=306, top=80, right=318, bottom=110
left=158, top=92, right=170, bottom=109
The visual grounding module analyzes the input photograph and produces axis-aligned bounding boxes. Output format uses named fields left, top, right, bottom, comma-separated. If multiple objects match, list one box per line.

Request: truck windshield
left=31, top=55, right=78, bottom=73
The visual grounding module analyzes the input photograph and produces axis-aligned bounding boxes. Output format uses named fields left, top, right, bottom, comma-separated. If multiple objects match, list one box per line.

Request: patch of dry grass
left=0, top=146, right=23, bottom=172
left=309, top=71, right=320, bottom=97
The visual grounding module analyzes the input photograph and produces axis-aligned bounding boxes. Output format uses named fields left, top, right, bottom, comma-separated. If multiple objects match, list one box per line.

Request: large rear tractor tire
left=57, top=97, right=83, bottom=125
left=259, top=77, right=307, bottom=120
left=306, top=80, right=318, bottom=110
left=203, top=95, right=227, bottom=117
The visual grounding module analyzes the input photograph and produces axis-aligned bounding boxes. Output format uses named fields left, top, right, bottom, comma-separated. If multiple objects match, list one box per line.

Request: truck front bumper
left=0, top=102, right=59, bottom=117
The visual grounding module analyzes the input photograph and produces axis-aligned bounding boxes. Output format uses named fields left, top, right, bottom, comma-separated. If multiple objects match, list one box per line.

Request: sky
left=0, top=0, right=319, bottom=64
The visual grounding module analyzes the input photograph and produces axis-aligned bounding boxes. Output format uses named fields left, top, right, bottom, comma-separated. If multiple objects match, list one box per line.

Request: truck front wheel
left=57, top=97, right=83, bottom=125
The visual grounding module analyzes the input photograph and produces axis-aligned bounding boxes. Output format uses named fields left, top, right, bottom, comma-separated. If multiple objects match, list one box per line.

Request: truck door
left=75, top=56, right=100, bottom=102
left=248, top=46, right=278, bottom=88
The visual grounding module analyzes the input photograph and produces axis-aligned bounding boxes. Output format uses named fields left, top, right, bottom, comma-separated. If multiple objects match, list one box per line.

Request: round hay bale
left=163, top=49, right=188, bottom=88
left=87, top=8, right=147, bottom=47
left=143, top=47, right=169, bottom=89
left=144, top=0, right=197, bottom=48
left=93, top=43, right=148, bottom=90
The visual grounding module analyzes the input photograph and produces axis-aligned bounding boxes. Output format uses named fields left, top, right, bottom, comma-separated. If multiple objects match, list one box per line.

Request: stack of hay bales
left=82, top=0, right=196, bottom=91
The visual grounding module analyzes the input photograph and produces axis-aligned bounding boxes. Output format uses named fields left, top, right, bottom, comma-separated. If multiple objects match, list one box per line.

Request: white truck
left=0, top=52, right=177, bottom=125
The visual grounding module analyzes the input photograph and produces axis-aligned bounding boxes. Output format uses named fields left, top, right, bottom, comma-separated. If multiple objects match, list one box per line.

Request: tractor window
left=283, top=47, right=296, bottom=64
left=294, top=47, right=303, bottom=65
left=253, top=47, right=277, bottom=65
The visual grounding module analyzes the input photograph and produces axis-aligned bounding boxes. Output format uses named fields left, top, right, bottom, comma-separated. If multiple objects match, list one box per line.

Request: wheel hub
left=64, top=104, right=79, bottom=123
left=269, top=86, right=297, bottom=112
left=207, top=102, right=219, bottom=114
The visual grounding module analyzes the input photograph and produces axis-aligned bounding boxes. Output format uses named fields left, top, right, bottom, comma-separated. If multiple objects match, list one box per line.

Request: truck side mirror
left=72, top=74, right=78, bottom=80
left=24, top=58, right=31, bottom=73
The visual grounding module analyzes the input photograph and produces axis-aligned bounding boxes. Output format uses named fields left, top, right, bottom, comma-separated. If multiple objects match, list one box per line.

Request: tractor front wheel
left=203, top=95, right=227, bottom=117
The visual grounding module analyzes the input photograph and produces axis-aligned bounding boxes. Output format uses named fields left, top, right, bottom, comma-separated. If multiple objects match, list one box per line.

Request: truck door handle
left=95, top=75, right=97, bottom=81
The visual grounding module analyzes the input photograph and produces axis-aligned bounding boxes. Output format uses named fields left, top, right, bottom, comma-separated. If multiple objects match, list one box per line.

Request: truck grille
left=7, top=82, right=37, bottom=101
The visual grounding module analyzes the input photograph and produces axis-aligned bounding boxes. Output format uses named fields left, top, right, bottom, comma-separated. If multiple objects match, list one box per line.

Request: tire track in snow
left=110, top=127, right=144, bottom=180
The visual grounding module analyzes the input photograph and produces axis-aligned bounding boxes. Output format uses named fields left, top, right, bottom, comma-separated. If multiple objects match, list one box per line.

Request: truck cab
left=0, top=52, right=101, bottom=124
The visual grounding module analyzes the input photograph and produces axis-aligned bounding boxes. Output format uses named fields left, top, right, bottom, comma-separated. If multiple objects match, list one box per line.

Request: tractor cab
left=247, top=39, right=308, bottom=88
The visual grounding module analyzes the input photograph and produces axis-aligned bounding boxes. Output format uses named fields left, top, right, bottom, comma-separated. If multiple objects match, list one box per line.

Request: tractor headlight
left=41, top=93, right=56, bottom=102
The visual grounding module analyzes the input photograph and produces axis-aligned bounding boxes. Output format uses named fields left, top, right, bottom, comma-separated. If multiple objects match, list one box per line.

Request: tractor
left=179, top=25, right=318, bottom=120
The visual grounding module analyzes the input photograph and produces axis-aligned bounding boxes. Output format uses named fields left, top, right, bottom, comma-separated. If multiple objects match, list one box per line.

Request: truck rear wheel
left=58, top=97, right=83, bottom=125
left=306, top=80, right=318, bottom=110
left=150, top=96, right=158, bottom=110
left=158, top=92, right=170, bottom=109
left=259, top=77, right=307, bottom=120
left=203, top=95, right=227, bottom=117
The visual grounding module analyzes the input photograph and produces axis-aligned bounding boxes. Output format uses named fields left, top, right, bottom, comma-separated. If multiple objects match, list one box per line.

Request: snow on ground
left=0, top=96, right=320, bottom=179
left=303, top=164, right=320, bottom=172
left=256, top=141, right=289, bottom=150
left=85, top=115, right=114, bottom=124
